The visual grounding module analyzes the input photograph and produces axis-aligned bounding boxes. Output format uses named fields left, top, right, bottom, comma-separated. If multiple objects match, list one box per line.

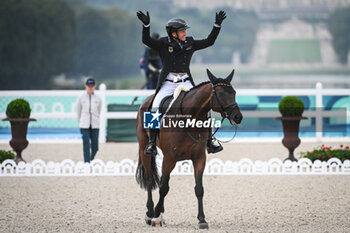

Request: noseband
left=211, top=83, right=237, bottom=119
left=178, top=82, right=238, bottom=143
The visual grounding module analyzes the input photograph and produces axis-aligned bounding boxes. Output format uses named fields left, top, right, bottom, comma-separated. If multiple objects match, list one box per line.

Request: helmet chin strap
left=172, top=31, right=184, bottom=42
left=171, top=31, right=179, bottom=40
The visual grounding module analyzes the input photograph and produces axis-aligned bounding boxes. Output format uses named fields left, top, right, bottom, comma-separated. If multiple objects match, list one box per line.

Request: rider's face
left=172, top=29, right=187, bottom=41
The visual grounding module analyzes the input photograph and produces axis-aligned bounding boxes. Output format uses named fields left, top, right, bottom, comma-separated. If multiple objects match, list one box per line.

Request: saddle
left=159, top=85, right=190, bottom=116
left=159, top=95, right=174, bottom=116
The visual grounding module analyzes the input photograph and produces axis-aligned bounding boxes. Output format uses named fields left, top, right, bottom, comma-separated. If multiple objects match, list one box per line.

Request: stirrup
left=206, top=138, right=223, bottom=154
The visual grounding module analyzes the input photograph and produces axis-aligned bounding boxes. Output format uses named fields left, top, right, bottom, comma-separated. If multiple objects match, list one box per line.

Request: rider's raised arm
left=193, top=10, right=226, bottom=51
left=137, top=11, right=162, bottom=50
left=192, top=26, right=221, bottom=51
left=142, top=26, right=162, bottom=50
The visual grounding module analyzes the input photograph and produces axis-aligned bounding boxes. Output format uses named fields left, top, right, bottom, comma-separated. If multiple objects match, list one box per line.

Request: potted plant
left=2, top=98, right=36, bottom=163
left=0, top=150, right=16, bottom=164
left=276, top=96, right=307, bottom=162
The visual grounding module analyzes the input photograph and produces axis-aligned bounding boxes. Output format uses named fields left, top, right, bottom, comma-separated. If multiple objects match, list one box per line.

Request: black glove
left=215, top=10, right=226, bottom=26
left=137, top=11, right=150, bottom=25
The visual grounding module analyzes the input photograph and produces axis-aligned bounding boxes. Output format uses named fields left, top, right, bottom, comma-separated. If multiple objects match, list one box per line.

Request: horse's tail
left=135, top=148, right=160, bottom=190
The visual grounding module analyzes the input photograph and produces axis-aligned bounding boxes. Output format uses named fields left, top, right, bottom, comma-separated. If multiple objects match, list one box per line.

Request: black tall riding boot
left=144, top=129, right=158, bottom=156
left=207, top=128, right=223, bottom=154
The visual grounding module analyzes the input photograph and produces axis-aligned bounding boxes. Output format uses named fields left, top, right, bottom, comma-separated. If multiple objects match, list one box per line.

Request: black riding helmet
left=166, top=18, right=190, bottom=38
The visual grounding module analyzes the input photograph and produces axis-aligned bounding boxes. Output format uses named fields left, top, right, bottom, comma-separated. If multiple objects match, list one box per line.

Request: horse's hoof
left=151, top=220, right=162, bottom=227
left=198, top=222, right=209, bottom=229
left=151, top=214, right=164, bottom=227
left=145, top=215, right=152, bottom=225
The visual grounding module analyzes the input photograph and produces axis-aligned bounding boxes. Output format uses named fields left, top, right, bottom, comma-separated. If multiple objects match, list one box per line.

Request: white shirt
left=167, top=73, right=189, bottom=82
left=76, top=92, right=102, bottom=129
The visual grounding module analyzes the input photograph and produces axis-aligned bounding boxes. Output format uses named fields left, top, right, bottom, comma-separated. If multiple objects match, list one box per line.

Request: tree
left=74, top=7, right=142, bottom=79
left=328, top=7, right=350, bottom=64
left=0, top=0, right=76, bottom=89
left=76, top=2, right=260, bottom=64
left=174, top=8, right=259, bottom=63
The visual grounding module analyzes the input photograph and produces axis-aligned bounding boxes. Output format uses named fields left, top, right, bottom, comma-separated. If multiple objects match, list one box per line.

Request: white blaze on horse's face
left=206, top=69, right=243, bottom=125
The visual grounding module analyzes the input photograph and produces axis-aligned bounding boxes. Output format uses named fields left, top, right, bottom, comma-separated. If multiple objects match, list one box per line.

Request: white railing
left=1, top=158, right=349, bottom=176
left=0, top=82, right=349, bottom=143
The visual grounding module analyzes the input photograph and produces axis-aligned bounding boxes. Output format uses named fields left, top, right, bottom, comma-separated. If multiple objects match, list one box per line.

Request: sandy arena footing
left=0, top=142, right=349, bottom=232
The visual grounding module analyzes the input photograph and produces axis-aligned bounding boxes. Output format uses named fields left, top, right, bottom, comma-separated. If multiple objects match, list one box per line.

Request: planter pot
left=2, top=118, right=36, bottom=164
left=275, top=116, right=307, bottom=162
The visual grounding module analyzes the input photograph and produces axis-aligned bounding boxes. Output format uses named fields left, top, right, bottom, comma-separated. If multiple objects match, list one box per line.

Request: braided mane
left=190, top=81, right=210, bottom=91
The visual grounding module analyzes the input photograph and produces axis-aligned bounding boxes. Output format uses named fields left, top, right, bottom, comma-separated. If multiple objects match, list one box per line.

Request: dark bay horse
left=135, top=69, right=242, bottom=229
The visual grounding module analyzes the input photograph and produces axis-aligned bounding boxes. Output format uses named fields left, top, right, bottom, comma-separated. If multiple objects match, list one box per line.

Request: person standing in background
left=77, top=78, right=102, bottom=163
left=139, top=32, right=163, bottom=89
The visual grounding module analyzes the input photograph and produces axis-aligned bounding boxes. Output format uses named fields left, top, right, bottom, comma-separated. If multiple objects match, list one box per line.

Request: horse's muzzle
left=229, top=111, right=243, bottom=125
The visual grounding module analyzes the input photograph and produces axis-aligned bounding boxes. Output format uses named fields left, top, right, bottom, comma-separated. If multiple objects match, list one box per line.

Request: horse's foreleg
left=193, top=155, right=208, bottom=229
left=154, top=173, right=170, bottom=216
left=152, top=159, right=176, bottom=226
left=137, top=127, right=157, bottom=225
left=145, top=185, right=154, bottom=225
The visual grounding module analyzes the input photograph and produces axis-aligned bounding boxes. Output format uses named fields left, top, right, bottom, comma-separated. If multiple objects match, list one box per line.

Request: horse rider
left=139, top=32, right=163, bottom=89
left=137, top=10, right=227, bottom=156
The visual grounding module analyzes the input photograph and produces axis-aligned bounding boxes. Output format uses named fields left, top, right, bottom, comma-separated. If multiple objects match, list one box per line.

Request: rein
left=210, top=83, right=238, bottom=143
left=179, top=83, right=238, bottom=144
left=211, top=83, right=238, bottom=118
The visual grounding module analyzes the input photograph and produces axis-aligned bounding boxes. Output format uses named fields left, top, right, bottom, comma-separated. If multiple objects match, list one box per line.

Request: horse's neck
left=182, top=83, right=212, bottom=119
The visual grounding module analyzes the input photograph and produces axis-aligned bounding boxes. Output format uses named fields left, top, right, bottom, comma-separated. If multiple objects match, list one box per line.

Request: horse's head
left=207, top=69, right=243, bottom=125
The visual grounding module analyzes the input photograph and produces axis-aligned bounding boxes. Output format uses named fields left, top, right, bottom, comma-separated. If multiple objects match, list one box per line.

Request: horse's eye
left=218, top=91, right=226, bottom=98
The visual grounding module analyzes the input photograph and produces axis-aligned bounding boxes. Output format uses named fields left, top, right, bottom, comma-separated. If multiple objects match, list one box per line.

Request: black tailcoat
left=142, top=25, right=221, bottom=93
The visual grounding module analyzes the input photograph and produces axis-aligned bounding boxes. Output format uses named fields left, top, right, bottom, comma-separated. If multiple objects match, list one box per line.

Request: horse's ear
left=206, top=69, right=216, bottom=83
left=226, top=69, right=235, bottom=83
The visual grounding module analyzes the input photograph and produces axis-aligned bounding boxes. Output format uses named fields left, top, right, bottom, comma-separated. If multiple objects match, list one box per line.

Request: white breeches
left=152, top=75, right=193, bottom=110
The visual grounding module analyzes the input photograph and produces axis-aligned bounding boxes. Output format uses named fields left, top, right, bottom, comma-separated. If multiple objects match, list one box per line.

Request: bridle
left=211, top=83, right=238, bottom=119
left=209, top=83, right=238, bottom=143
left=179, top=82, right=238, bottom=143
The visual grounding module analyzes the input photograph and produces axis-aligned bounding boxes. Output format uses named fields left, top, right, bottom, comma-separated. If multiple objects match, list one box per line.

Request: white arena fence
left=0, top=82, right=349, bottom=143
left=1, top=158, right=349, bottom=176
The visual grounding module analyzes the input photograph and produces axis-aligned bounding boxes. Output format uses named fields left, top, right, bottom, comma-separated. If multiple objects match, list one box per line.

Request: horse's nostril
left=234, top=114, right=242, bottom=123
